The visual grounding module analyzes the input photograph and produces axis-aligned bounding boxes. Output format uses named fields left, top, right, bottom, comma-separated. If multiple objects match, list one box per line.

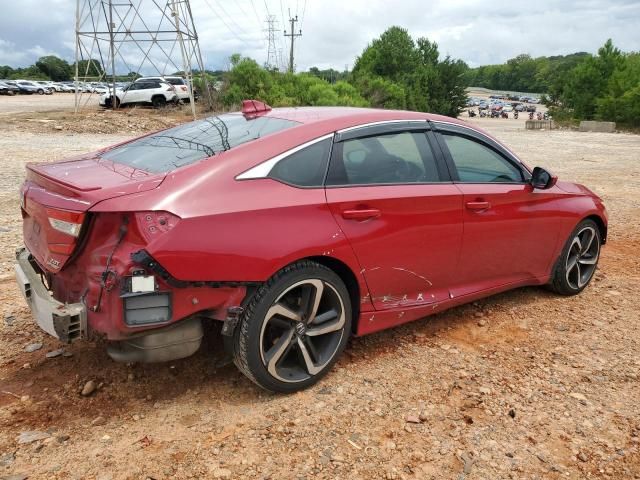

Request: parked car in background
left=14, top=80, right=50, bottom=95
left=0, top=80, right=20, bottom=95
left=15, top=101, right=607, bottom=393
left=135, top=76, right=193, bottom=102
left=57, top=83, right=76, bottom=92
left=526, top=105, right=537, bottom=112
left=99, top=79, right=177, bottom=108
left=34, top=81, right=56, bottom=94
left=90, top=83, right=109, bottom=94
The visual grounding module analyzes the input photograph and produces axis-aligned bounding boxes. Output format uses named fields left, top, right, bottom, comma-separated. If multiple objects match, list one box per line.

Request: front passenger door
left=434, top=124, right=563, bottom=297
left=121, top=83, right=140, bottom=104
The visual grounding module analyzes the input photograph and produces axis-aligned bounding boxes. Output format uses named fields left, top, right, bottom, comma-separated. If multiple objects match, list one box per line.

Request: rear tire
left=548, top=219, right=601, bottom=295
left=232, top=261, right=352, bottom=393
left=152, top=96, right=166, bottom=108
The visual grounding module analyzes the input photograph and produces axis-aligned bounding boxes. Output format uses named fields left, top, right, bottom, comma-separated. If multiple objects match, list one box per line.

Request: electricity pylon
left=74, top=0, right=212, bottom=117
left=264, top=15, right=279, bottom=71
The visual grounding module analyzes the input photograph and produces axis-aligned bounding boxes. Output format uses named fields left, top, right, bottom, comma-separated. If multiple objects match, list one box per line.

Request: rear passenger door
left=325, top=122, right=463, bottom=310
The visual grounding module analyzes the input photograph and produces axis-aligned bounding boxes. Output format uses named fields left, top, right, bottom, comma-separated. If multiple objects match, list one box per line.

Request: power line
left=211, top=0, right=253, bottom=37
left=248, top=0, right=263, bottom=26
left=201, top=0, right=254, bottom=45
left=300, top=0, right=307, bottom=27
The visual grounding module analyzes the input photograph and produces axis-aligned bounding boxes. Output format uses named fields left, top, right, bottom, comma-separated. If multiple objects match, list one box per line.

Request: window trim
left=266, top=137, right=334, bottom=189
left=336, top=120, right=429, bottom=141
left=326, top=129, right=450, bottom=188
left=432, top=124, right=530, bottom=184
left=235, top=133, right=334, bottom=181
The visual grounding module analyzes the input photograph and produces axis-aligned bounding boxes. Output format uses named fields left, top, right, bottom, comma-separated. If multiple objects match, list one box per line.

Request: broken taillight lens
left=47, top=209, right=85, bottom=237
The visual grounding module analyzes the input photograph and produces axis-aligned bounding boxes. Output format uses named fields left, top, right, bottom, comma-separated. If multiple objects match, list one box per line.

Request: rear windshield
left=99, top=113, right=300, bottom=173
left=166, top=78, right=185, bottom=85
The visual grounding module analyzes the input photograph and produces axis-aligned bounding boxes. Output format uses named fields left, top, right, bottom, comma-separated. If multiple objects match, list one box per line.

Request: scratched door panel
left=326, top=184, right=463, bottom=310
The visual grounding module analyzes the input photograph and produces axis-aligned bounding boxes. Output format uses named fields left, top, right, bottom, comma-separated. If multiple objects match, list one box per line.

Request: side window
left=327, top=131, right=440, bottom=185
left=268, top=138, right=332, bottom=187
left=442, top=134, right=523, bottom=183
left=127, top=83, right=140, bottom=91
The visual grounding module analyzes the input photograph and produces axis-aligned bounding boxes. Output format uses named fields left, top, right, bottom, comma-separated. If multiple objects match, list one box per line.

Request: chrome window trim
left=336, top=119, right=428, bottom=134
left=431, top=120, right=526, bottom=165
left=235, top=133, right=334, bottom=180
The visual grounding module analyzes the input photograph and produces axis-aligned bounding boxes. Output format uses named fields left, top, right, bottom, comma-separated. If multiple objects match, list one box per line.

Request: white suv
left=135, top=76, right=193, bottom=102
left=99, top=79, right=177, bottom=108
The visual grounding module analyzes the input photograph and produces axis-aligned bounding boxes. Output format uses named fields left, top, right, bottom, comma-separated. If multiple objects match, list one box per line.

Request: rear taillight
left=47, top=209, right=85, bottom=237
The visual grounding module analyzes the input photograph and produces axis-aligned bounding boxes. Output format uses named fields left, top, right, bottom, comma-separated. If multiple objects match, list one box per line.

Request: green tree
left=596, top=52, right=640, bottom=127
left=74, top=58, right=104, bottom=79
left=561, top=39, right=624, bottom=119
left=35, top=55, right=72, bottom=81
left=352, top=26, right=418, bottom=81
left=351, top=27, right=468, bottom=116
left=0, top=65, right=15, bottom=78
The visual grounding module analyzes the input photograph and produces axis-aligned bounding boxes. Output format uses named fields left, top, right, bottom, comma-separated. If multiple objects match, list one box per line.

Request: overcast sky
left=1, top=0, right=639, bottom=73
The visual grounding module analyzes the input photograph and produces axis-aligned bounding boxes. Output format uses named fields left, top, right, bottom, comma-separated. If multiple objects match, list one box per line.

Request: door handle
left=466, top=201, right=491, bottom=211
left=341, top=208, right=381, bottom=220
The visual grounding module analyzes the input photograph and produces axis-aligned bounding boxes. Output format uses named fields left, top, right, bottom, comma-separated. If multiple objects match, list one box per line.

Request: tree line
left=220, top=26, right=467, bottom=118
left=464, top=39, right=640, bottom=127
left=4, top=32, right=638, bottom=127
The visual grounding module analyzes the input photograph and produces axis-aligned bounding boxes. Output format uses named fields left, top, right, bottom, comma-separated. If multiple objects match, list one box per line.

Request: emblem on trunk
left=47, top=258, right=61, bottom=270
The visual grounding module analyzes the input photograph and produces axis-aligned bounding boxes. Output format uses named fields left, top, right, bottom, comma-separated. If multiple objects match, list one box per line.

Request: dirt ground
left=0, top=93, right=101, bottom=116
left=0, top=101, right=639, bottom=480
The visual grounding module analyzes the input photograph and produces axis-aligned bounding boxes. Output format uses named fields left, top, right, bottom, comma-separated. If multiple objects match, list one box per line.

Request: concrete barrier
left=525, top=120, right=555, bottom=130
left=579, top=121, right=616, bottom=133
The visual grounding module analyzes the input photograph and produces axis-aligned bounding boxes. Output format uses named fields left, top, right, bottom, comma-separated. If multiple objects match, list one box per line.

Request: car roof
left=257, top=106, right=472, bottom=132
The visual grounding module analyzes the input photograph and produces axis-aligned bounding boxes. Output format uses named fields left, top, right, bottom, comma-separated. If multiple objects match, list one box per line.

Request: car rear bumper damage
left=14, top=245, right=252, bottom=363
left=15, top=247, right=86, bottom=343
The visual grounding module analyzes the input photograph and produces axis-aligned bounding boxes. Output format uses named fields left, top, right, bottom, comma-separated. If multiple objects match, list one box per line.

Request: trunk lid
left=22, top=153, right=165, bottom=273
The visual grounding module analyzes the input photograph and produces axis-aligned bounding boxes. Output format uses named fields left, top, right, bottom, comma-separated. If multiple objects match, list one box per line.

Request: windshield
left=99, top=113, right=300, bottom=173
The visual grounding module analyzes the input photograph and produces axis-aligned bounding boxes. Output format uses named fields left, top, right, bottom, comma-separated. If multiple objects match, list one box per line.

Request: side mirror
left=530, top=166, right=557, bottom=190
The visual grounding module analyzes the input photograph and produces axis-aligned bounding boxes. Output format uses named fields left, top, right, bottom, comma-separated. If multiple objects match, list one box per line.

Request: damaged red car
left=15, top=101, right=607, bottom=392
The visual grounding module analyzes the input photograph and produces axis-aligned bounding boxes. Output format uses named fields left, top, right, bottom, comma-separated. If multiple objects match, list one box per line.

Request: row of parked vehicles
left=0, top=79, right=123, bottom=95
left=0, top=76, right=196, bottom=109
left=472, top=100, right=537, bottom=113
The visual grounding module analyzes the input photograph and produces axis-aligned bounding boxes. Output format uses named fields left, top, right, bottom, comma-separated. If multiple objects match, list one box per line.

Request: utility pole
left=283, top=12, right=301, bottom=73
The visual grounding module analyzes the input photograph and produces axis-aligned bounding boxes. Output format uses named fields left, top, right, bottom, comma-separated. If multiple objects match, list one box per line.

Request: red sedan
left=15, top=101, right=607, bottom=392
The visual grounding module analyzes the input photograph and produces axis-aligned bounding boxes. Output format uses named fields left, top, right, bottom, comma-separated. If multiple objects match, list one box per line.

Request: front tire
left=548, top=219, right=601, bottom=295
left=232, top=261, right=352, bottom=393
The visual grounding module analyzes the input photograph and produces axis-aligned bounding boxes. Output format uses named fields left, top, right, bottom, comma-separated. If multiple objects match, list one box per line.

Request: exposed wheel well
left=585, top=214, right=607, bottom=244
left=305, top=256, right=361, bottom=334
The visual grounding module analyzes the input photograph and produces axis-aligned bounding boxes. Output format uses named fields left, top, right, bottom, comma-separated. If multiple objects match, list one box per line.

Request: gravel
left=0, top=109, right=639, bottom=478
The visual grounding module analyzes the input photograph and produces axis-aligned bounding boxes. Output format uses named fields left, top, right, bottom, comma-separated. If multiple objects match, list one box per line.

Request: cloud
left=0, top=0, right=639, bottom=73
